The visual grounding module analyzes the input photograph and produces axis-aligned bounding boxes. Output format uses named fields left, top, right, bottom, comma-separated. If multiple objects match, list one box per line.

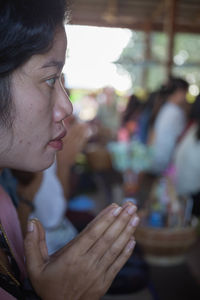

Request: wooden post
left=142, top=24, right=152, bottom=91
left=141, top=1, right=164, bottom=90
left=165, top=0, right=179, bottom=79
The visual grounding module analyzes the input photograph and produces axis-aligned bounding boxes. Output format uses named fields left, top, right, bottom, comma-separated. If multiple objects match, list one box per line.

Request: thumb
left=24, top=219, right=48, bottom=277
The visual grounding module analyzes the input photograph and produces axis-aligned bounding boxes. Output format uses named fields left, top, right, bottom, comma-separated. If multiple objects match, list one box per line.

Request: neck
left=169, top=98, right=181, bottom=107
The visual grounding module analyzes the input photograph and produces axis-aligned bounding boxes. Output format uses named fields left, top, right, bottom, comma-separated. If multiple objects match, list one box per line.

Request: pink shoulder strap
left=0, top=185, right=26, bottom=280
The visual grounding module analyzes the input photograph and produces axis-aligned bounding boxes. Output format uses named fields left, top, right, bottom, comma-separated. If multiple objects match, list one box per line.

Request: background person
left=118, top=94, right=143, bottom=142
left=96, top=86, right=120, bottom=141
left=174, top=94, right=200, bottom=216
left=148, top=77, right=189, bottom=174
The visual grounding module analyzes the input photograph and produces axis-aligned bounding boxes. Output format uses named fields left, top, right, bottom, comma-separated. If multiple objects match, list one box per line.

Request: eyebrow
left=41, top=60, right=64, bottom=70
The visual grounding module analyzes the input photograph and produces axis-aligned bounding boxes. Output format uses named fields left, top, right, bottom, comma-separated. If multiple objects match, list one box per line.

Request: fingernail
left=112, top=206, right=122, bottom=216
left=110, top=203, right=118, bottom=208
left=127, top=205, right=136, bottom=215
left=126, top=239, right=136, bottom=252
left=130, top=216, right=140, bottom=227
left=122, top=201, right=131, bottom=208
left=27, top=220, right=35, bottom=232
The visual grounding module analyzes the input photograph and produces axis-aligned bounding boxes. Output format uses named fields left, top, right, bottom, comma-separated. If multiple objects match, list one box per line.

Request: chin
left=36, top=154, right=56, bottom=171
left=21, top=154, right=56, bottom=172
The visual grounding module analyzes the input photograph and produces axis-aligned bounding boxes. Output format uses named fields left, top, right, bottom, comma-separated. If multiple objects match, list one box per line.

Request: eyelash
left=46, top=76, right=60, bottom=88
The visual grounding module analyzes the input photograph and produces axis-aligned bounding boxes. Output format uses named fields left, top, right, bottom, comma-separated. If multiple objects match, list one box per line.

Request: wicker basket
left=135, top=212, right=198, bottom=266
left=85, top=144, right=112, bottom=171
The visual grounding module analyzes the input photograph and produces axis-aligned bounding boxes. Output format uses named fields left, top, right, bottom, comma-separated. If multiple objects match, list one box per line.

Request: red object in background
left=123, top=169, right=139, bottom=198
left=118, top=120, right=139, bottom=142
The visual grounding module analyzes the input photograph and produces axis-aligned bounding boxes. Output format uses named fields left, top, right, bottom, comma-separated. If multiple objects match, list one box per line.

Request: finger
left=105, top=237, right=136, bottom=282
left=99, top=214, right=139, bottom=267
left=88, top=204, right=137, bottom=259
left=36, top=220, right=49, bottom=261
left=74, top=203, right=123, bottom=253
left=53, top=203, right=121, bottom=256
left=122, top=200, right=135, bottom=208
left=24, top=219, right=48, bottom=277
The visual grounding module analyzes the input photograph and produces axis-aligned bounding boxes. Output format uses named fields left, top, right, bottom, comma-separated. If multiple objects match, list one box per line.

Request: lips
left=48, top=130, right=67, bottom=150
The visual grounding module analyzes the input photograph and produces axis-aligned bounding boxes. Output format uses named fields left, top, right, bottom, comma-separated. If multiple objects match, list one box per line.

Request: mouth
left=48, top=130, right=67, bottom=151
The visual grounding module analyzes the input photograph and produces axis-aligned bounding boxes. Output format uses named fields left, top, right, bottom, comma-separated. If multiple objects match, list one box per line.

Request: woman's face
left=0, top=27, right=72, bottom=171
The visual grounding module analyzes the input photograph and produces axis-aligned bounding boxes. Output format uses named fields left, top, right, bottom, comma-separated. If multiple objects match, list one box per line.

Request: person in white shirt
left=174, top=123, right=200, bottom=196
left=174, top=94, right=200, bottom=217
left=149, top=77, right=189, bottom=174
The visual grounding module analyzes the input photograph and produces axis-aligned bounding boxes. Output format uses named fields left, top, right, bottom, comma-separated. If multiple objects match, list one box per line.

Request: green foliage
left=151, top=32, right=168, bottom=61
left=115, top=30, right=200, bottom=92
left=174, top=33, right=200, bottom=61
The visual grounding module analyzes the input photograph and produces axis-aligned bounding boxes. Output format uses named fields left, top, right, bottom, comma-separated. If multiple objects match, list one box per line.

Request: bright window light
left=189, top=84, right=199, bottom=96
left=63, top=25, right=132, bottom=91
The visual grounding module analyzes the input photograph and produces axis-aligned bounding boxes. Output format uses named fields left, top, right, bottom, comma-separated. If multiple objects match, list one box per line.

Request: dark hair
left=196, top=119, right=200, bottom=140
left=121, top=94, right=142, bottom=125
left=190, top=94, right=200, bottom=122
left=147, top=90, right=164, bottom=129
left=149, top=77, right=189, bottom=128
left=189, top=94, right=200, bottom=140
left=0, top=0, right=68, bottom=127
left=160, top=76, right=189, bottom=97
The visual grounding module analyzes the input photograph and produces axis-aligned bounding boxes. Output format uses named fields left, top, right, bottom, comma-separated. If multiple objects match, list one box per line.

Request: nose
left=53, top=78, right=73, bottom=122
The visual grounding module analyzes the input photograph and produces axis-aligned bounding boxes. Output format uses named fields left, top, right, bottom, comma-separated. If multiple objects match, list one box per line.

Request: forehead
left=23, top=27, right=67, bottom=73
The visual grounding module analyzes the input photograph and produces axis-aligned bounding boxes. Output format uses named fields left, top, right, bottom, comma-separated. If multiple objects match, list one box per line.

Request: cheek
left=13, top=99, right=54, bottom=153
left=16, top=88, right=53, bottom=129
left=13, top=72, right=54, bottom=122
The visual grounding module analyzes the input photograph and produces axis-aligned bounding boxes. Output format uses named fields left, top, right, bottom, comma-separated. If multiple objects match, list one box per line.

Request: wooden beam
left=150, top=0, right=165, bottom=23
left=102, top=0, right=118, bottom=24
left=70, top=16, right=200, bottom=34
left=194, top=10, right=200, bottom=24
left=164, top=0, right=179, bottom=79
left=142, top=25, right=152, bottom=91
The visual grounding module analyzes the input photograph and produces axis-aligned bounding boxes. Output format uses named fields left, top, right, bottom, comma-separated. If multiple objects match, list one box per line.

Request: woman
left=174, top=94, right=200, bottom=216
left=148, top=77, right=189, bottom=174
left=118, top=94, right=142, bottom=142
left=0, top=1, right=139, bottom=299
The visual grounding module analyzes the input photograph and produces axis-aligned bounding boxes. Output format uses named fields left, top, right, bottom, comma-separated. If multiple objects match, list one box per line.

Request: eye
left=46, top=76, right=58, bottom=88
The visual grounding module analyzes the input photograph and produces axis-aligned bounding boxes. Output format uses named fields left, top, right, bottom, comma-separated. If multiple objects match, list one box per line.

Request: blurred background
left=64, top=0, right=200, bottom=108
left=61, top=1, right=200, bottom=299
left=9, top=1, right=200, bottom=300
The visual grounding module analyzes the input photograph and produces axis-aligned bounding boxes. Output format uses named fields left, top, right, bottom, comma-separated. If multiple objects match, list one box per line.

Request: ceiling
left=69, top=0, right=200, bottom=34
